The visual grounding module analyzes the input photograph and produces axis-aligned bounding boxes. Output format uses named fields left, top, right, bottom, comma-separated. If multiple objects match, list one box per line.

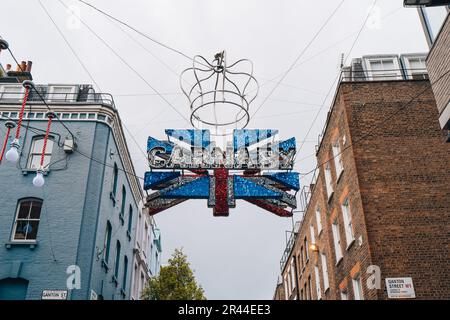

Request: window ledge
left=120, top=288, right=126, bottom=298
left=22, top=169, right=49, bottom=176
left=5, top=241, right=38, bottom=250
left=126, top=230, right=132, bottom=241
left=336, top=170, right=344, bottom=183
left=119, top=214, right=125, bottom=226
left=346, top=238, right=356, bottom=251
left=112, top=275, right=118, bottom=287
left=327, top=191, right=334, bottom=203
left=101, top=259, right=109, bottom=273
left=110, top=192, right=116, bottom=206
left=335, top=256, right=343, bottom=266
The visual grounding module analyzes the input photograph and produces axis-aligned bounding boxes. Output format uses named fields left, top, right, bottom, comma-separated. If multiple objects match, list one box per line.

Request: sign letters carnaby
left=144, top=129, right=299, bottom=217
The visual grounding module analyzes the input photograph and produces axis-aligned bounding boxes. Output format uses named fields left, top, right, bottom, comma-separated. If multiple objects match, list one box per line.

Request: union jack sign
left=144, top=129, right=299, bottom=217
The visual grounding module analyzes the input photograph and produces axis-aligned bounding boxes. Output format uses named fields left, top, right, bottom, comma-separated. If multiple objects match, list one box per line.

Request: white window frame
left=304, top=237, right=309, bottom=261
left=27, top=136, right=54, bottom=170
left=310, top=225, right=316, bottom=245
left=315, top=207, right=323, bottom=235
left=287, top=268, right=292, bottom=297
left=401, top=55, right=428, bottom=80
left=364, top=56, right=402, bottom=81
left=320, top=253, right=330, bottom=291
left=332, top=138, right=344, bottom=180
left=342, top=198, right=355, bottom=248
left=143, top=221, right=149, bottom=259
left=0, top=84, right=24, bottom=101
left=284, top=275, right=289, bottom=300
left=314, top=266, right=322, bottom=300
left=324, top=163, right=334, bottom=200
left=290, top=258, right=296, bottom=292
left=332, top=220, right=343, bottom=264
left=47, top=85, right=77, bottom=102
left=340, top=290, right=348, bottom=300
left=352, top=275, right=364, bottom=300
left=11, top=198, right=43, bottom=243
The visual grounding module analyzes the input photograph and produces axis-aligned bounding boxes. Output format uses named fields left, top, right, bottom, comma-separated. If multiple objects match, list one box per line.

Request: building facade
left=0, top=64, right=159, bottom=299
left=406, top=2, right=450, bottom=137
left=276, top=54, right=450, bottom=300
left=131, top=208, right=162, bottom=300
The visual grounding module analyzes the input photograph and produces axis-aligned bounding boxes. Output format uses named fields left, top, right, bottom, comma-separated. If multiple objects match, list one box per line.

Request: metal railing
left=0, top=90, right=115, bottom=109
left=341, top=68, right=428, bottom=82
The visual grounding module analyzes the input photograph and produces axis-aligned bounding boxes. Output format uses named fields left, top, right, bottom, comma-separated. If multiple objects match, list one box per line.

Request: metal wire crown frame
left=180, top=51, right=259, bottom=136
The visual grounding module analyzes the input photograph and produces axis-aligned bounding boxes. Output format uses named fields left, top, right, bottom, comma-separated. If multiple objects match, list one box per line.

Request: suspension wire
left=77, top=0, right=197, bottom=64
left=294, top=0, right=380, bottom=164
left=38, top=0, right=102, bottom=92
left=57, top=0, right=190, bottom=124
left=250, top=0, right=346, bottom=119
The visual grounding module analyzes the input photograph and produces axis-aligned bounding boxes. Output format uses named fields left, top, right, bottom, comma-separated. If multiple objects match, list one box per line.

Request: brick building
left=276, top=54, right=450, bottom=300
left=405, top=1, right=450, bottom=138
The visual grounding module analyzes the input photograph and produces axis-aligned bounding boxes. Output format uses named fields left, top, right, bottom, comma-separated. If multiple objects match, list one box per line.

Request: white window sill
left=346, top=238, right=355, bottom=251
left=5, top=241, right=38, bottom=249
left=336, top=169, right=344, bottom=183
left=327, top=191, right=334, bottom=203
left=335, top=256, right=343, bottom=266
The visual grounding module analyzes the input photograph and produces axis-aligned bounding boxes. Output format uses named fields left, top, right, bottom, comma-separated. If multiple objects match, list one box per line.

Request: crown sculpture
left=143, top=52, right=300, bottom=217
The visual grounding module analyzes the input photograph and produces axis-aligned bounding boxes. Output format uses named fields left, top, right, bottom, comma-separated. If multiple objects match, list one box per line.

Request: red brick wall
left=277, top=79, right=450, bottom=300
left=342, top=80, right=450, bottom=299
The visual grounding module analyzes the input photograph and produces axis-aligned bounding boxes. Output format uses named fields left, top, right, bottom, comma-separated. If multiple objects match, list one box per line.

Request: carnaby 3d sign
left=144, top=129, right=300, bottom=217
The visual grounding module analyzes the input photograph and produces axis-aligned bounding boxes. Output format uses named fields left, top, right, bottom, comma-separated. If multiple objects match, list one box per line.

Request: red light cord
left=40, top=116, right=53, bottom=168
left=0, top=126, right=12, bottom=162
left=15, top=87, right=30, bottom=140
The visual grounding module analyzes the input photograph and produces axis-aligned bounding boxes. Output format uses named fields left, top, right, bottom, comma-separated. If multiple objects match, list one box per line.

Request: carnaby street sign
left=144, top=129, right=299, bottom=217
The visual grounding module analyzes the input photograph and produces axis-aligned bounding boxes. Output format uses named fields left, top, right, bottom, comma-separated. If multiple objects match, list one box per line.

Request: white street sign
left=41, top=290, right=68, bottom=300
left=386, top=277, right=416, bottom=299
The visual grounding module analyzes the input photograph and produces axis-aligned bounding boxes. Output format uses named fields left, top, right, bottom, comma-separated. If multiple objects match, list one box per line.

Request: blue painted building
left=0, top=79, right=157, bottom=300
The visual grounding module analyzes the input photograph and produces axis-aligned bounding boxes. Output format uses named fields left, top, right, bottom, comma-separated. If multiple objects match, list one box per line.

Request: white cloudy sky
left=1, top=0, right=428, bottom=299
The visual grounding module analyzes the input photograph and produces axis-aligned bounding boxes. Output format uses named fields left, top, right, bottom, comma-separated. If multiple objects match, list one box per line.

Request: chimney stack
left=26, top=61, right=32, bottom=72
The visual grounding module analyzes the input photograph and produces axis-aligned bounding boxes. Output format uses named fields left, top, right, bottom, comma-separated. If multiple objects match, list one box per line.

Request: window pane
left=13, top=221, right=27, bottom=239
left=14, top=220, right=40, bottom=240
left=25, top=220, right=40, bottom=240
left=32, top=139, right=44, bottom=152
left=45, top=140, right=54, bottom=155
left=424, top=7, right=449, bottom=40
left=17, top=202, right=31, bottom=219
left=28, top=156, right=41, bottom=170
left=30, top=201, right=42, bottom=219
left=42, top=155, right=52, bottom=169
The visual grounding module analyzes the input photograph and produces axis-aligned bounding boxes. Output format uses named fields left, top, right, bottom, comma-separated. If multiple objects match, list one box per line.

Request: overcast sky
left=1, top=0, right=428, bottom=299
